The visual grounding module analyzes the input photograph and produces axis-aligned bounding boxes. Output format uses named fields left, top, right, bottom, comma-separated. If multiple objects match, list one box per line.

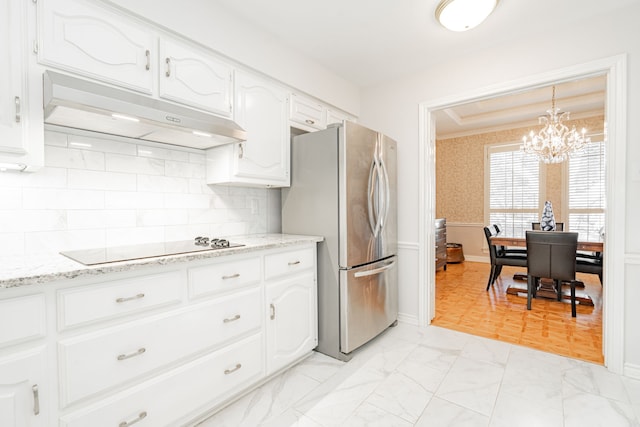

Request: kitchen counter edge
left=0, top=234, right=324, bottom=289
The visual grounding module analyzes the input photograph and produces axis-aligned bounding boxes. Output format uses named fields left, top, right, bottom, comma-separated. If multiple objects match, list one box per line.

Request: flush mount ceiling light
left=521, top=85, right=590, bottom=164
left=435, top=0, right=499, bottom=32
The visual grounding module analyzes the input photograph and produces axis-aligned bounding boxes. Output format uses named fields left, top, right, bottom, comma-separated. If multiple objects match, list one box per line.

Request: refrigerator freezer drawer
left=339, top=256, right=398, bottom=354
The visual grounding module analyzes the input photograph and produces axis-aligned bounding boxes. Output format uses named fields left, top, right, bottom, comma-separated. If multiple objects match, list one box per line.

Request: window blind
left=568, top=141, right=605, bottom=241
left=488, top=144, right=539, bottom=238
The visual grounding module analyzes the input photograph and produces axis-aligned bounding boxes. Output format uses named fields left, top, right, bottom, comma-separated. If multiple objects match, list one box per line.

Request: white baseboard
left=624, top=363, right=640, bottom=380
left=454, top=255, right=488, bottom=264
left=398, top=313, right=419, bottom=326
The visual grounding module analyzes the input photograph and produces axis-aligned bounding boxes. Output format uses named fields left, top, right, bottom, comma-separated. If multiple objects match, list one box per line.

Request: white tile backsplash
left=2, top=131, right=280, bottom=255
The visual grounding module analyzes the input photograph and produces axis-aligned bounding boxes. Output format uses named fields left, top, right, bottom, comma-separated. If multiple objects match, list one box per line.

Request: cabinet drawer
left=60, top=333, right=263, bottom=427
left=188, top=256, right=260, bottom=299
left=58, top=288, right=261, bottom=406
left=264, top=247, right=315, bottom=280
left=57, top=270, right=182, bottom=330
left=0, top=294, right=46, bottom=348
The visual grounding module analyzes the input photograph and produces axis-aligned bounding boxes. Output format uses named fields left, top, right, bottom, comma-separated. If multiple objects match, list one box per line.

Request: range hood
left=43, top=71, right=246, bottom=149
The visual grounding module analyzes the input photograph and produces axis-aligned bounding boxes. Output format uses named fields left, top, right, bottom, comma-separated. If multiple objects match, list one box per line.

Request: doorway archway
left=417, top=55, right=627, bottom=373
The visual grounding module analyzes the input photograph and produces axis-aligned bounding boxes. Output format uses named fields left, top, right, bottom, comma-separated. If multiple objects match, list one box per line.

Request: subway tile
left=23, top=188, right=104, bottom=210
left=44, top=131, right=68, bottom=147
left=164, top=224, right=210, bottom=241
left=25, top=229, right=106, bottom=254
left=189, top=152, right=206, bottom=164
left=0, top=167, right=67, bottom=189
left=137, top=209, right=188, bottom=227
left=165, top=160, right=205, bottom=179
left=45, top=145, right=105, bottom=170
left=68, top=169, right=136, bottom=191
left=67, top=210, right=136, bottom=229
left=105, top=227, right=164, bottom=246
left=0, top=210, right=66, bottom=232
left=68, top=134, right=137, bottom=155
left=136, top=145, right=189, bottom=162
left=0, top=187, right=22, bottom=210
left=137, top=174, right=189, bottom=193
left=105, top=191, right=164, bottom=209
left=105, top=153, right=165, bottom=175
left=164, top=193, right=211, bottom=209
left=0, top=232, right=24, bottom=256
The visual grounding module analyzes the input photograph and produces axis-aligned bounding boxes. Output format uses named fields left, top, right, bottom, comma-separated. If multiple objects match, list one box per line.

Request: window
left=486, top=143, right=540, bottom=238
left=567, top=140, right=605, bottom=241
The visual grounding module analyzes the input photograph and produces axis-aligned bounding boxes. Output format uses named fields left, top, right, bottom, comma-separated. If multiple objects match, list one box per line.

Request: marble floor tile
left=415, top=397, right=489, bottom=427
left=435, top=356, right=505, bottom=416
left=197, top=323, right=640, bottom=427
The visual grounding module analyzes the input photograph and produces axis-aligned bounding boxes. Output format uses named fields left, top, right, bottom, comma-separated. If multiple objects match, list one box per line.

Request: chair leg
left=571, top=281, right=578, bottom=317
left=486, top=265, right=496, bottom=291
left=526, top=275, right=533, bottom=310
left=555, top=280, right=562, bottom=301
left=495, top=265, right=503, bottom=282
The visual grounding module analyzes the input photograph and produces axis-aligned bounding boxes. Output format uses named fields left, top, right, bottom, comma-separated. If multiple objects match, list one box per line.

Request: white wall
left=358, top=3, right=640, bottom=371
left=0, top=131, right=280, bottom=256
left=104, top=0, right=361, bottom=116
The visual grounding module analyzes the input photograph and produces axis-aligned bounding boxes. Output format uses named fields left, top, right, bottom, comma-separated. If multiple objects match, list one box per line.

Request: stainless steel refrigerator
left=282, top=121, right=398, bottom=361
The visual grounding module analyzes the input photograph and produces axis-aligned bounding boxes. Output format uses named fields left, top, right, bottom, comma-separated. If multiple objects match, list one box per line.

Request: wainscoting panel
left=397, top=242, right=419, bottom=325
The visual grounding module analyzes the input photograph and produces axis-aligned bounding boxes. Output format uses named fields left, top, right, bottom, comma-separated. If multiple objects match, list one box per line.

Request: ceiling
left=212, top=0, right=624, bottom=136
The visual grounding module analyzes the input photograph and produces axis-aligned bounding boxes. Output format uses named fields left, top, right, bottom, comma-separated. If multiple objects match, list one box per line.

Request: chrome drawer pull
left=288, top=260, right=301, bottom=266
left=119, top=411, right=147, bottom=427
left=145, top=50, right=150, bottom=70
left=305, top=119, right=315, bottom=125
left=224, top=363, right=242, bottom=375
left=223, top=314, right=241, bottom=323
left=222, top=273, right=240, bottom=280
left=165, top=57, right=171, bottom=77
left=117, top=348, right=146, bottom=361
left=116, top=293, right=145, bottom=303
left=270, top=303, right=275, bottom=320
left=32, top=384, right=39, bottom=415
left=15, top=96, right=21, bottom=123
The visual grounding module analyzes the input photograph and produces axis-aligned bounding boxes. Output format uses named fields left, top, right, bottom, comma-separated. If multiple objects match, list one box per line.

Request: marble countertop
left=0, top=234, right=323, bottom=289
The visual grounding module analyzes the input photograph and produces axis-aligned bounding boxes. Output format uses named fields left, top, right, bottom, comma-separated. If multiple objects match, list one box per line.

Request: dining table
left=490, top=234, right=603, bottom=306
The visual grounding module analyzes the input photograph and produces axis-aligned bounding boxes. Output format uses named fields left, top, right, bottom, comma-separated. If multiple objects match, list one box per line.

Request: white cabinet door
left=38, top=0, right=155, bottom=94
left=290, top=93, right=325, bottom=131
left=0, top=0, right=43, bottom=170
left=206, top=71, right=290, bottom=187
left=159, top=37, right=233, bottom=117
left=266, top=272, right=316, bottom=374
left=0, top=348, right=46, bottom=427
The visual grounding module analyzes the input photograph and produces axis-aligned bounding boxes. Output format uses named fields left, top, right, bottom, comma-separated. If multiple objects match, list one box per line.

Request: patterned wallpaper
left=435, top=116, right=604, bottom=224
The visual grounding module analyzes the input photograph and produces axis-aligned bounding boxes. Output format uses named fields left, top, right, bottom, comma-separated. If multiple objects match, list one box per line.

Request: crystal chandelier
left=521, top=86, right=590, bottom=164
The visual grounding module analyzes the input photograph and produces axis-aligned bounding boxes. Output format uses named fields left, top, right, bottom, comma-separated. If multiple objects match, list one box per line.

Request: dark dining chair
left=484, top=226, right=527, bottom=291
left=576, top=251, right=603, bottom=285
left=525, top=231, right=582, bottom=317
left=532, top=222, right=564, bottom=231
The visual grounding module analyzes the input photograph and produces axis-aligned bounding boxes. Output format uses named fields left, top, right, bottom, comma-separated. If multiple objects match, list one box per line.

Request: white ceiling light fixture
left=435, top=0, right=499, bottom=32
left=521, top=85, right=590, bottom=164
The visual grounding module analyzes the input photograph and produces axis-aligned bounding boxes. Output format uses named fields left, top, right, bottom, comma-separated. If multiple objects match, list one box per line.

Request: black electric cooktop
left=60, top=238, right=244, bottom=266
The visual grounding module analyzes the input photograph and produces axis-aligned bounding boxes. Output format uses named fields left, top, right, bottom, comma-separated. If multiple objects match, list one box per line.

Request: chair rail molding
left=419, top=54, right=627, bottom=375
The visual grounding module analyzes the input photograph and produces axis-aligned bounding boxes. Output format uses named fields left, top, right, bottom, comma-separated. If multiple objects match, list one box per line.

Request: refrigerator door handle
left=367, top=158, right=382, bottom=237
left=353, top=260, right=396, bottom=278
left=379, top=156, right=390, bottom=230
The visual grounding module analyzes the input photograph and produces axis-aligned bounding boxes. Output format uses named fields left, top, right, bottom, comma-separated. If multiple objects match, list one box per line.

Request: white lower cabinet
left=59, top=334, right=263, bottom=427
left=0, top=347, right=47, bottom=427
left=266, top=273, right=317, bottom=374
left=49, top=242, right=318, bottom=425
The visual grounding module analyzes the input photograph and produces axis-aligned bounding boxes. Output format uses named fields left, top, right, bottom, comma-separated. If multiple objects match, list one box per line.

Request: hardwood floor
left=432, top=261, right=604, bottom=364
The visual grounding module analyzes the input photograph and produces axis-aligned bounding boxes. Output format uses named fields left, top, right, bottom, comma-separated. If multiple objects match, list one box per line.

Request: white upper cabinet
left=158, top=37, right=233, bottom=117
left=326, top=108, right=356, bottom=126
left=38, top=0, right=156, bottom=94
left=206, top=71, right=290, bottom=187
left=0, top=0, right=43, bottom=170
left=290, top=93, right=325, bottom=131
